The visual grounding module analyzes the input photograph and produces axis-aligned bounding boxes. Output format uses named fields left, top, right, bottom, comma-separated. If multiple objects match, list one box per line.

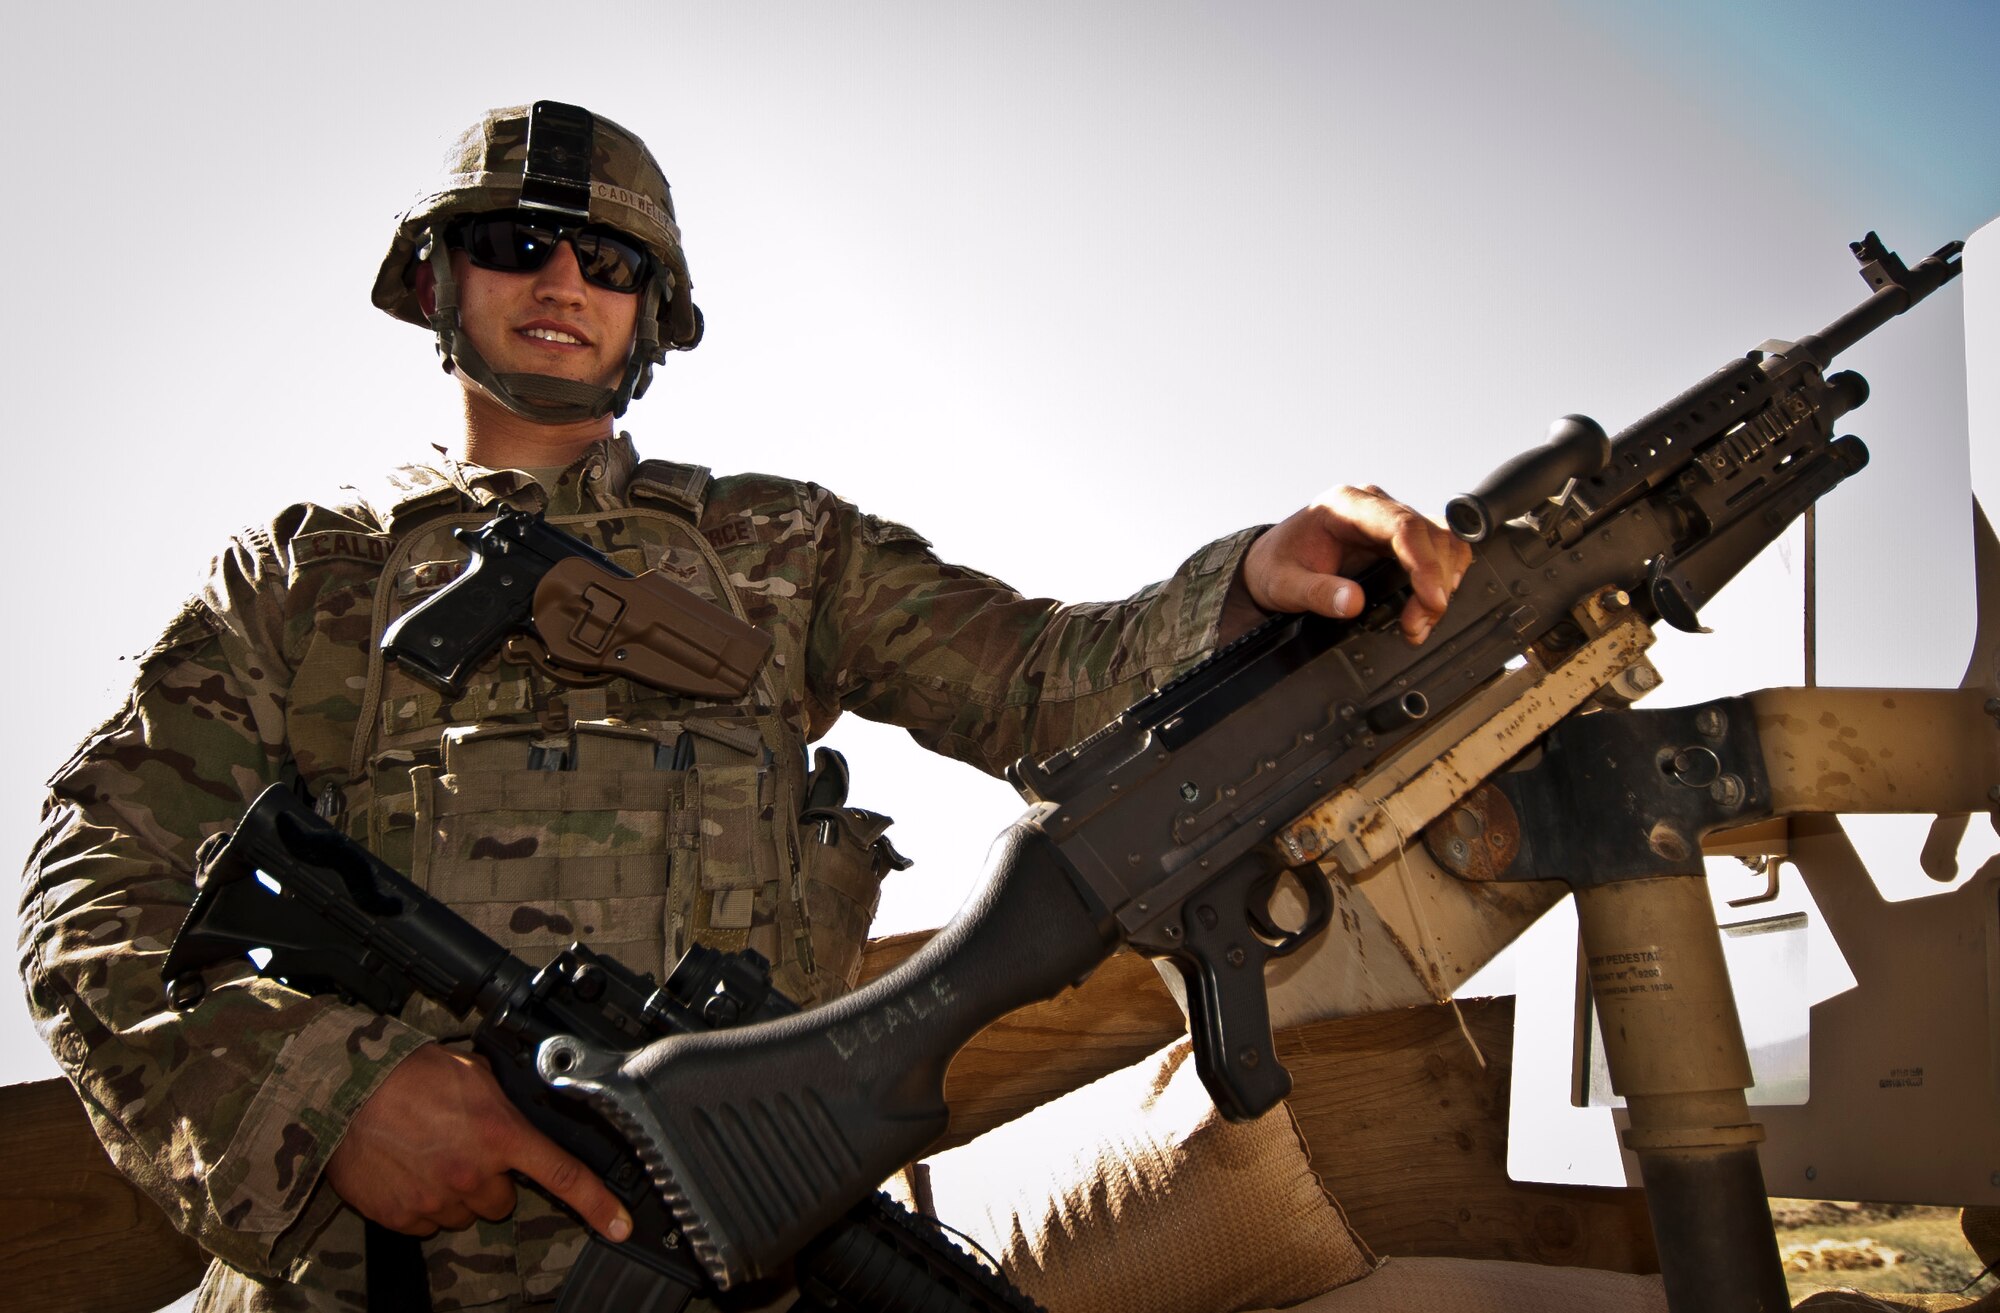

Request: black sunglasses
left=446, top=210, right=653, bottom=293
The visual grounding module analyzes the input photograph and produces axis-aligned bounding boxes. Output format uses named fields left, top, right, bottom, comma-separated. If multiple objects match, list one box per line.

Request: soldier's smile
left=452, top=242, right=638, bottom=392
left=520, top=324, right=589, bottom=347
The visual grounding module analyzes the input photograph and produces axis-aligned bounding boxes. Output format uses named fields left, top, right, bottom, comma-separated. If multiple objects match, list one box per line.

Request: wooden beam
left=0, top=1078, right=207, bottom=1313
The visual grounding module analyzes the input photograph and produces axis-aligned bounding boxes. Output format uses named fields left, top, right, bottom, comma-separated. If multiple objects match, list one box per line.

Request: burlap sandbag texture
left=906, top=1038, right=1377, bottom=1313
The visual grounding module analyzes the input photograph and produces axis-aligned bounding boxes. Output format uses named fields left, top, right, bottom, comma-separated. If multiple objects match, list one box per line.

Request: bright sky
left=2, top=1, right=1994, bottom=1094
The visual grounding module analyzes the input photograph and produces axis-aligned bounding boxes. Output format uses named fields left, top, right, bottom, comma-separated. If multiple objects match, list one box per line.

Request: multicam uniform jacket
left=19, top=434, right=1259, bottom=1311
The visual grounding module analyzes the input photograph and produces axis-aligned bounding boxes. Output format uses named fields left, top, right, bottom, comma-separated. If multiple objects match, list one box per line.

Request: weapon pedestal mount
left=1453, top=696, right=1794, bottom=1313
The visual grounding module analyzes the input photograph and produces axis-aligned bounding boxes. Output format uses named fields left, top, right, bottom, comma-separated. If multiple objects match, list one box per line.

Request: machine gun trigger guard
left=1244, top=860, right=1334, bottom=956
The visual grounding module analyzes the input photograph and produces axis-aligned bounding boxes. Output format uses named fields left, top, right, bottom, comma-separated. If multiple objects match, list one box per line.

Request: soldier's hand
left=325, top=1043, right=633, bottom=1242
left=1242, top=484, right=1471, bottom=644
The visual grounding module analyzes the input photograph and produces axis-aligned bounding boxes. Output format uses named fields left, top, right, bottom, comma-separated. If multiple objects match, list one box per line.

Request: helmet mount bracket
left=518, top=101, right=596, bottom=224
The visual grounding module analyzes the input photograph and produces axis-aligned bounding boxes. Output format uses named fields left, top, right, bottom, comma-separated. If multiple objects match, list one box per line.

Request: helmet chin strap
left=422, top=237, right=664, bottom=424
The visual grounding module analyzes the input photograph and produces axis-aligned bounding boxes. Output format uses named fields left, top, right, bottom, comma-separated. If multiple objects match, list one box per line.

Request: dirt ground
left=1773, top=1200, right=1995, bottom=1305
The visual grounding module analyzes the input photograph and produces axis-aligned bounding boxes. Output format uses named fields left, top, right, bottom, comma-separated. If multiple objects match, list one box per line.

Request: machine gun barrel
left=1795, top=232, right=1965, bottom=365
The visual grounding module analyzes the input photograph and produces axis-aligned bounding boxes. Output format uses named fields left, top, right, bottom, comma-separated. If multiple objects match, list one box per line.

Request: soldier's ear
left=414, top=263, right=437, bottom=319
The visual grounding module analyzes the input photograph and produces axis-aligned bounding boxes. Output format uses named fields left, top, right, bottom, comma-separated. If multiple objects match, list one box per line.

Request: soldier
left=19, top=102, right=1469, bottom=1309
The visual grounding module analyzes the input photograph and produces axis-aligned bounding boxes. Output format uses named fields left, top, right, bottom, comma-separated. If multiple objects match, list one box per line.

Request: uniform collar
left=439, top=432, right=644, bottom=516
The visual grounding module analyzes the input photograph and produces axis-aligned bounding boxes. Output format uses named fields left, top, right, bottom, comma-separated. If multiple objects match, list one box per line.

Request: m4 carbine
left=161, top=786, right=1042, bottom=1313
left=500, top=233, right=1962, bottom=1298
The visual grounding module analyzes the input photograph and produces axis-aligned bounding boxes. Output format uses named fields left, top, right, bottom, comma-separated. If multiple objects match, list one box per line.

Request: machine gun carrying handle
left=1446, top=415, right=1611, bottom=542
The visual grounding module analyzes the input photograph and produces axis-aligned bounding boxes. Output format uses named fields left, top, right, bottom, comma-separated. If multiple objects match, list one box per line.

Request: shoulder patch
left=859, top=514, right=932, bottom=549
left=138, top=596, right=217, bottom=665
left=631, top=460, right=712, bottom=517
left=703, top=515, right=757, bottom=551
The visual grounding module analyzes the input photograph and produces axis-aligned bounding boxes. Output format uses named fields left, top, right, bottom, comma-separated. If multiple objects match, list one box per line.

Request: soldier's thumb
left=1276, top=567, right=1361, bottom=620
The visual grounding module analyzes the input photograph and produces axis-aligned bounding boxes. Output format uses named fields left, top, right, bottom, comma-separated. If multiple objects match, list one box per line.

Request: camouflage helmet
left=372, top=101, right=702, bottom=423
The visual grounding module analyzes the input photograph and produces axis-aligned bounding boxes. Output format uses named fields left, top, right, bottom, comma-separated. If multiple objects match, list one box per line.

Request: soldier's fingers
left=1415, top=528, right=1468, bottom=615
left=464, top=1174, right=520, bottom=1225
left=1380, top=507, right=1464, bottom=616
left=506, top=1121, right=632, bottom=1243
left=1394, top=528, right=1457, bottom=642
left=1324, top=486, right=1467, bottom=621
left=1400, top=594, right=1439, bottom=645
left=1320, top=484, right=1424, bottom=548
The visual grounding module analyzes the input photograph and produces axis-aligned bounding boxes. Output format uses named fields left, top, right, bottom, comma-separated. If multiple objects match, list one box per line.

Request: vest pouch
left=686, top=759, right=781, bottom=947
left=796, top=746, right=913, bottom=998
left=799, top=803, right=909, bottom=997
left=362, top=748, right=422, bottom=873
left=401, top=721, right=687, bottom=1026
left=678, top=711, right=829, bottom=1006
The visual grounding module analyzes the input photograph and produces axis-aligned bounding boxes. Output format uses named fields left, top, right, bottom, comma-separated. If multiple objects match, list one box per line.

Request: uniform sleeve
left=806, top=494, right=1265, bottom=773
left=17, top=535, right=432, bottom=1276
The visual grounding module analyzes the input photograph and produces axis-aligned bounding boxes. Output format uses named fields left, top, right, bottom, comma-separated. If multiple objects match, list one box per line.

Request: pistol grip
left=382, top=548, right=539, bottom=696
left=1166, top=851, right=1331, bottom=1121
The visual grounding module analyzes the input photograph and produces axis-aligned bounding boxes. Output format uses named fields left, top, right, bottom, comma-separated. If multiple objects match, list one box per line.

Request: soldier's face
left=451, top=242, right=639, bottom=392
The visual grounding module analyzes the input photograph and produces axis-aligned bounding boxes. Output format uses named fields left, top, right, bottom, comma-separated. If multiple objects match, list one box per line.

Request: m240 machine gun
left=493, top=232, right=1960, bottom=1313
